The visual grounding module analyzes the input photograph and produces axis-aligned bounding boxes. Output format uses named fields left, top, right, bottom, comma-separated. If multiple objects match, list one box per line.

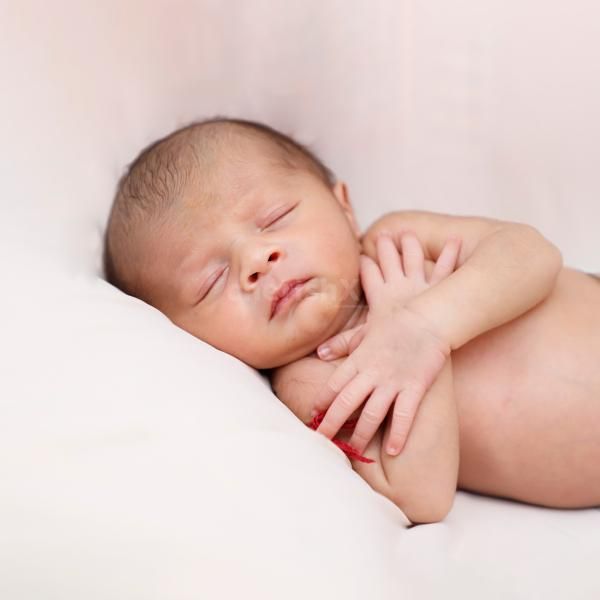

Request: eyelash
left=262, top=204, right=296, bottom=229
left=197, top=266, right=227, bottom=303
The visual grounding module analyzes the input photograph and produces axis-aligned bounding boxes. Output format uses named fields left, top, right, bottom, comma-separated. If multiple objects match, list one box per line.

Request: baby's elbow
left=405, top=499, right=454, bottom=525
left=394, top=485, right=456, bottom=525
left=540, top=232, right=563, bottom=293
left=527, top=224, right=563, bottom=271
left=548, top=240, right=564, bottom=279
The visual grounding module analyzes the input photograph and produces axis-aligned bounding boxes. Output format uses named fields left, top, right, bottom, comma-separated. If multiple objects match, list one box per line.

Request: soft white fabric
left=1, top=1, right=599, bottom=598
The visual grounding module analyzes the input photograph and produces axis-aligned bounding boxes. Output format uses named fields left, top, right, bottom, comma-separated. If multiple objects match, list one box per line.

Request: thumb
left=317, top=325, right=366, bottom=360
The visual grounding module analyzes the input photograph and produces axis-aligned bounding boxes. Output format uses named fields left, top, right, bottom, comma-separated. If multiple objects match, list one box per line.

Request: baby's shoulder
left=272, top=352, right=342, bottom=392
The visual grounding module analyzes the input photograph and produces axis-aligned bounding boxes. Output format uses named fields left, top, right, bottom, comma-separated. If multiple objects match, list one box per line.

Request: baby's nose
left=241, top=245, right=283, bottom=290
left=246, top=250, right=281, bottom=284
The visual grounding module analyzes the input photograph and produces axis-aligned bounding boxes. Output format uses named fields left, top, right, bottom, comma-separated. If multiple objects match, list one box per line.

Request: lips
left=270, top=278, right=311, bottom=319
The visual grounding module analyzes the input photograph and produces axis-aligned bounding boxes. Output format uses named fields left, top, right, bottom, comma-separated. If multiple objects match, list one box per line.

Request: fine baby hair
left=103, top=116, right=336, bottom=303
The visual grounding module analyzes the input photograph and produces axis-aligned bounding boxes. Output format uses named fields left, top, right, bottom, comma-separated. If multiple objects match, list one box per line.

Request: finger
left=429, top=237, right=462, bottom=285
left=359, top=255, right=384, bottom=307
left=360, top=227, right=394, bottom=261
left=348, top=385, right=398, bottom=454
left=400, top=232, right=426, bottom=281
left=317, top=325, right=366, bottom=360
left=385, top=383, right=425, bottom=455
left=316, top=372, right=375, bottom=440
left=376, top=235, right=404, bottom=282
left=312, top=358, right=359, bottom=415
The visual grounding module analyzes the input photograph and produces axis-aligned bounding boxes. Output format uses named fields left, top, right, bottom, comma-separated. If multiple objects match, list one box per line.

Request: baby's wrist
left=402, top=299, right=453, bottom=356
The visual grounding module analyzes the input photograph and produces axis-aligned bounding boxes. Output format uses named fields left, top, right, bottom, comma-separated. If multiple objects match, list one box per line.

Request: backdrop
left=1, top=1, right=599, bottom=271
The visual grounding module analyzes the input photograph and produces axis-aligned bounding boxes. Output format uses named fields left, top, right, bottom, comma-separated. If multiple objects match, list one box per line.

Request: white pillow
left=0, top=262, right=409, bottom=598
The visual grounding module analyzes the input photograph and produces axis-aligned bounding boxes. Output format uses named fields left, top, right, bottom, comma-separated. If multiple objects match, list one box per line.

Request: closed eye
left=196, top=266, right=228, bottom=304
left=263, top=204, right=296, bottom=229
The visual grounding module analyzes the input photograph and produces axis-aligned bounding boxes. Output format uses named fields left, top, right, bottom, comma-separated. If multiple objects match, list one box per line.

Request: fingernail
left=387, top=446, right=399, bottom=456
left=317, top=346, right=331, bottom=359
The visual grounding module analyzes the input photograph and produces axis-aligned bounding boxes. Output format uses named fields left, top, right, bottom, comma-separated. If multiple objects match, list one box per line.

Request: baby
left=103, top=116, right=600, bottom=524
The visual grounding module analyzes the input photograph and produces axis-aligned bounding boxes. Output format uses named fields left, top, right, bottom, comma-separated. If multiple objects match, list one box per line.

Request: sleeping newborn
left=103, top=117, right=600, bottom=523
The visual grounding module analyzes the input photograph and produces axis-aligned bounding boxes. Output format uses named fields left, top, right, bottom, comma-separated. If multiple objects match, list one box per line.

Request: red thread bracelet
left=307, top=410, right=375, bottom=464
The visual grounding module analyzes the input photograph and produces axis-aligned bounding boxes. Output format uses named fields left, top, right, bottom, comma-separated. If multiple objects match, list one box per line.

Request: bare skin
left=452, top=267, right=600, bottom=507
left=139, top=133, right=598, bottom=519
left=274, top=264, right=600, bottom=511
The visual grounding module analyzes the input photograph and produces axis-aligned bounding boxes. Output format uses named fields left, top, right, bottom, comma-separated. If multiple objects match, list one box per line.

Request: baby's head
left=103, top=117, right=363, bottom=369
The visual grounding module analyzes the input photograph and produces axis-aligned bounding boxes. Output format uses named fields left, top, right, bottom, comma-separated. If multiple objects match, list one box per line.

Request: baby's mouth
left=270, top=278, right=312, bottom=320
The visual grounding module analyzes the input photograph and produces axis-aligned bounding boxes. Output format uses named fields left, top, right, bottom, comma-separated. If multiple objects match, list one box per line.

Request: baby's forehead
left=181, top=158, right=305, bottom=219
left=167, top=182, right=262, bottom=244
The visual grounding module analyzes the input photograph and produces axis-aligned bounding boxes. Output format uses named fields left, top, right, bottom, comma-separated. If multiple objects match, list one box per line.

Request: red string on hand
left=307, top=411, right=375, bottom=464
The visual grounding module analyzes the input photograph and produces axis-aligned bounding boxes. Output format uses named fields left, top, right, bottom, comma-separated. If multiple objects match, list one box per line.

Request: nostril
left=247, top=252, right=279, bottom=285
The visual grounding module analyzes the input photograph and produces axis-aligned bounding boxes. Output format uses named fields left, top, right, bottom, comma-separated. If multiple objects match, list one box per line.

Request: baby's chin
left=257, top=287, right=358, bottom=369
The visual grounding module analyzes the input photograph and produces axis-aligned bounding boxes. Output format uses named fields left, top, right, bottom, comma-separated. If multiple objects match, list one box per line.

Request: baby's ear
left=332, top=181, right=361, bottom=237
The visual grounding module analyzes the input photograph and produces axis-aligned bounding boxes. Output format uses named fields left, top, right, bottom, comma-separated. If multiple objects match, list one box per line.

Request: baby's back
left=452, top=267, right=600, bottom=506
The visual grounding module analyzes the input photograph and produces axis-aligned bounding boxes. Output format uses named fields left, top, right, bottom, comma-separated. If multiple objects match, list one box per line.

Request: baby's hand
left=317, top=233, right=461, bottom=359
left=313, top=233, right=461, bottom=456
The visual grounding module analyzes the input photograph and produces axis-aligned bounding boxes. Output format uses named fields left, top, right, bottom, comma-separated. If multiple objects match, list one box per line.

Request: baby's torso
left=450, top=267, right=600, bottom=505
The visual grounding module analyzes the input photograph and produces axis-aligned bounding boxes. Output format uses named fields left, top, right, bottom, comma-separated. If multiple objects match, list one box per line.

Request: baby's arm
left=361, top=210, right=563, bottom=350
left=271, top=355, right=458, bottom=524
